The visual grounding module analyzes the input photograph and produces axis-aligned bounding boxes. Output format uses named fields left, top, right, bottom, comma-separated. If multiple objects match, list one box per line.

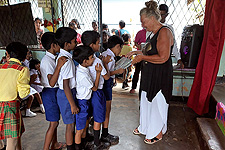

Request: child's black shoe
left=122, top=82, right=129, bottom=90
left=86, top=132, right=94, bottom=142
left=101, top=133, right=119, bottom=145
left=91, top=142, right=110, bottom=150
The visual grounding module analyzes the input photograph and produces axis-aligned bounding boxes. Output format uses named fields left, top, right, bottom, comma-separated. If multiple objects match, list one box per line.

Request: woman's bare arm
left=132, top=28, right=173, bottom=64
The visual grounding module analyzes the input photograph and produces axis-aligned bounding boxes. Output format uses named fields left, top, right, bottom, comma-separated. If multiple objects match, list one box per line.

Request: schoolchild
left=82, top=31, right=111, bottom=149
left=22, top=50, right=39, bottom=117
left=115, top=20, right=129, bottom=37
left=0, top=42, right=30, bottom=150
left=55, top=27, right=79, bottom=150
left=73, top=45, right=103, bottom=150
left=22, top=50, right=32, bottom=68
left=120, top=33, right=133, bottom=89
left=29, top=58, right=45, bottom=113
left=101, top=35, right=125, bottom=145
left=40, top=32, right=67, bottom=150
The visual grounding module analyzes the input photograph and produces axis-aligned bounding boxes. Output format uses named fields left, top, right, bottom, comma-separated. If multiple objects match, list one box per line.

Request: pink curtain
left=187, top=0, right=225, bottom=115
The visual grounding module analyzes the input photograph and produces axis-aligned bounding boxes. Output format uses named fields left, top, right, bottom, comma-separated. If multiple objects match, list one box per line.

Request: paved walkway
left=20, top=82, right=200, bottom=150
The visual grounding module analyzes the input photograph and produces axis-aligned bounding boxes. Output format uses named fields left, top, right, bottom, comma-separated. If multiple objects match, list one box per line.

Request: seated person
left=25, top=59, right=45, bottom=117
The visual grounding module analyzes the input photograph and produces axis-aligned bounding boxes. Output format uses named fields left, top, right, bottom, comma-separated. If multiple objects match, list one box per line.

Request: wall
left=217, top=41, right=225, bottom=77
left=0, top=49, right=45, bottom=62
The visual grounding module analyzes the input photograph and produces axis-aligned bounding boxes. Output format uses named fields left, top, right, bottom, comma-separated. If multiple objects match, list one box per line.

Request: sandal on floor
left=144, top=137, right=162, bottom=144
left=133, top=128, right=141, bottom=135
left=53, top=142, right=66, bottom=150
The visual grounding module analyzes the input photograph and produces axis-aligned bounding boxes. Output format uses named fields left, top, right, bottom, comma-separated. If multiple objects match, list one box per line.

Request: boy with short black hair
left=120, top=33, right=133, bottom=89
left=82, top=31, right=112, bottom=149
left=40, top=32, right=67, bottom=150
left=73, top=45, right=103, bottom=150
left=55, top=27, right=79, bottom=150
left=0, top=42, right=30, bottom=150
left=115, top=20, right=129, bottom=37
left=101, top=35, right=125, bottom=145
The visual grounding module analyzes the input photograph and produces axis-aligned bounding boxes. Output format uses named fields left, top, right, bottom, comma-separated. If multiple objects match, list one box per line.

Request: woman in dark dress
left=126, top=0, right=174, bottom=144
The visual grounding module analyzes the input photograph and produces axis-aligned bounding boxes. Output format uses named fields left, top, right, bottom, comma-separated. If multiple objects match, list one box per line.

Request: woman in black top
left=126, top=0, right=173, bottom=144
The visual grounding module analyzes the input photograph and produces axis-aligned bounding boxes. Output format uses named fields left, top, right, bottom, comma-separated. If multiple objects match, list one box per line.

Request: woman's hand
left=126, top=51, right=143, bottom=59
left=132, top=55, right=143, bottom=65
left=126, top=51, right=137, bottom=59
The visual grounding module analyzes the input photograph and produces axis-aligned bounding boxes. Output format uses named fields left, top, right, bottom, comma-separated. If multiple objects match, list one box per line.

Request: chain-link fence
left=0, top=0, right=205, bottom=50
left=156, top=0, right=206, bottom=47
left=103, top=0, right=205, bottom=49
left=0, top=0, right=100, bottom=49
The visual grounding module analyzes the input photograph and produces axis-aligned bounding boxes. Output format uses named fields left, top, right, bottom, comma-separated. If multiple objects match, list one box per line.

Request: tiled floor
left=18, top=82, right=201, bottom=150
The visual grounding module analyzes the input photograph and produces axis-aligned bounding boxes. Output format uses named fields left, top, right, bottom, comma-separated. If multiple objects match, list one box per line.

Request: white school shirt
left=76, top=64, right=93, bottom=100
left=30, top=69, right=44, bottom=93
left=40, top=51, right=58, bottom=88
left=146, top=23, right=181, bottom=61
left=88, top=54, right=107, bottom=89
left=22, top=59, right=30, bottom=69
left=101, top=49, right=116, bottom=78
left=56, top=49, right=76, bottom=90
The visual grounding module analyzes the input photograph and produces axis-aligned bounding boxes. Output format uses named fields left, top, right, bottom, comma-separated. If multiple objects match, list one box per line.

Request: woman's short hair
left=140, top=0, right=161, bottom=21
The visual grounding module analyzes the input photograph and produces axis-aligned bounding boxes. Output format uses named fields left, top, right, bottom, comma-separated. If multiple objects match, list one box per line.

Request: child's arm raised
left=102, top=55, right=111, bottom=80
left=91, top=63, right=102, bottom=91
left=63, top=79, right=79, bottom=114
left=47, top=56, right=67, bottom=87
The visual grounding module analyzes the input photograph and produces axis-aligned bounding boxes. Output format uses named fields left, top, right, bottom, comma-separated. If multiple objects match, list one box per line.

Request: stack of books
left=114, top=57, right=132, bottom=70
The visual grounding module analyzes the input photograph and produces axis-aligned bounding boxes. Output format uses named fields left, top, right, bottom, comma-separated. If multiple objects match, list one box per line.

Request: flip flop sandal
left=133, top=128, right=141, bottom=135
left=144, top=137, right=162, bottom=145
left=53, top=142, right=66, bottom=150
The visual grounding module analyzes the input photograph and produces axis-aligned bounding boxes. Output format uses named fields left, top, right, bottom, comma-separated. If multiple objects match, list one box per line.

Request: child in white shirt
left=55, top=27, right=79, bottom=150
left=73, top=46, right=102, bottom=150
left=40, top=32, right=67, bottom=150
left=81, top=31, right=111, bottom=149
left=101, top=35, right=125, bottom=145
left=29, top=58, right=45, bottom=113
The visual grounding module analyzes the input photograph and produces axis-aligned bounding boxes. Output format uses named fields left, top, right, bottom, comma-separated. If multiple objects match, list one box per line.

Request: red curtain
left=187, top=0, right=225, bottom=115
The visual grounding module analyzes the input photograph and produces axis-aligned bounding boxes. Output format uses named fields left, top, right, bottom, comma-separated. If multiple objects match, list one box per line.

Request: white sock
left=40, top=104, right=44, bottom=107
left=26, top=108, right=30, bottom=112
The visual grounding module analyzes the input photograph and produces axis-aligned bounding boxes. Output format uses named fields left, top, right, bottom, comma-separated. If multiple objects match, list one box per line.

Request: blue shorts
left=103, top=77, right=113, bottom=101
left=42, top=87, right=60, bottom=122
left=76, top=99, right=89, bottom=130
left=88, top=103, right=93, bottom=118
left=91, top=89, right=106, bottom=123
left=57, top=88, right=76, bottom=124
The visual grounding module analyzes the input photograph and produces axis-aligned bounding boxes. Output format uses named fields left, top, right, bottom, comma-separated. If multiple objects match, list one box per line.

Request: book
left=114, top=57, right=132, bottom=70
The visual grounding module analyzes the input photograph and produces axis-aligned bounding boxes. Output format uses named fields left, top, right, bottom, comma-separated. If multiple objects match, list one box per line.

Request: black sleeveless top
left=140, top=26, right=173, bottom=103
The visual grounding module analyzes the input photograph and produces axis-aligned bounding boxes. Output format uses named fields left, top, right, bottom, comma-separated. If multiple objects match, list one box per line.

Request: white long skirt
left=138, top=90, right=169, bottom=139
